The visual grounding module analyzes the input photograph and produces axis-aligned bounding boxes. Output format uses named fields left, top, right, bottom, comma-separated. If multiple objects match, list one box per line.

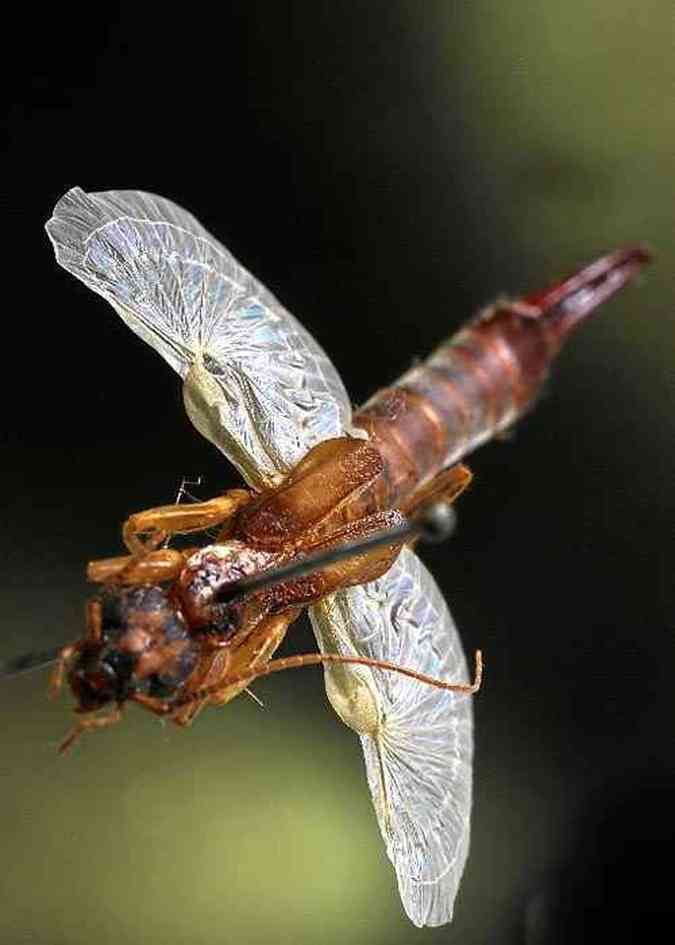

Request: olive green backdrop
left=2, top=3, right=673, bottom=943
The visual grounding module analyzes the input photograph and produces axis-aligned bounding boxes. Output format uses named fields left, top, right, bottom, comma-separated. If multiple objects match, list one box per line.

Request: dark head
left=68, top=585, right=197, bottom=712
left=68, top=642, right=136, bottom=711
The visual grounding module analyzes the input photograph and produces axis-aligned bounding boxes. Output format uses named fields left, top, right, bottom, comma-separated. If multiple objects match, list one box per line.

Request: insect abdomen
left=355, top=245, right=649, bottom=505
left=354, top=304, right=559, bottom=504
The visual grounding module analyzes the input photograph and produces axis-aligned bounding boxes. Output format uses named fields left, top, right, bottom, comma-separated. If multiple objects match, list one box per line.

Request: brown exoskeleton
left=31, top=187, right=648, bottom=927
left=48, top=234, right=648, bottom=752
left=52, top=440, right=475, bottom=753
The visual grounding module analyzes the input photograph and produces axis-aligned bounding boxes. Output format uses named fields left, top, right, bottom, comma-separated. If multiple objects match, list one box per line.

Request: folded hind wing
left=309, top=546, right=474, bottom=927
left=46, top=188, right=352, bottom=488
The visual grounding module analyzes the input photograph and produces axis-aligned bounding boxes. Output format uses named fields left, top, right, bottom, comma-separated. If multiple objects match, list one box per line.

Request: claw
left=522, top=244, right=652, bottom=346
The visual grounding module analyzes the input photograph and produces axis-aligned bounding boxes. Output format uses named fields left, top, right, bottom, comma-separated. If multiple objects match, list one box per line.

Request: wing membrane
left=46, top=188, right=352, bottom=487
left=309, top=546, right=473, bottom=927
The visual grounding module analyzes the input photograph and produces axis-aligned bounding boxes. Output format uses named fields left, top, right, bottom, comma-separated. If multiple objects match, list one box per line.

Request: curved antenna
left=194, top=648, right=483, bottom=702
left=0, top=646, right=63, bottom=679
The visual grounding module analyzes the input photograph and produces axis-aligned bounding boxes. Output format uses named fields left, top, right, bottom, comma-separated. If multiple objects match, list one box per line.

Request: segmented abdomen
left=354, top=304, right=558, bottom=506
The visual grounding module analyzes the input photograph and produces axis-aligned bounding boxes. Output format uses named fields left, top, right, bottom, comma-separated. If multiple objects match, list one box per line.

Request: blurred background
left=1, top=2, right=673, bottom=943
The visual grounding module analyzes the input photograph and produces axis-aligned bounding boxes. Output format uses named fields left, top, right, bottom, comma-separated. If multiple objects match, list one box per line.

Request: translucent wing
left=46, top=188, right=352, bottom=488
left=309, top=546, right=473, bottom=927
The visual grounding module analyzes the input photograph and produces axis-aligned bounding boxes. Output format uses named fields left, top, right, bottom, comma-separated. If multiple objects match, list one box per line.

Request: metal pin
left=0, top=502, right=458, bottom=681
left=215, top=502, right=458, bottom=602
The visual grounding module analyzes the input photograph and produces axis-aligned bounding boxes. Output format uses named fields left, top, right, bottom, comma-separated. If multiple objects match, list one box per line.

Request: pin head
left=416, top=503, right=457, bottom=544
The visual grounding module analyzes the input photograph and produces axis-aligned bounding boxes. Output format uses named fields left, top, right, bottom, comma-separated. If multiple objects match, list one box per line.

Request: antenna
left=0, top=645, right=64, bottom=680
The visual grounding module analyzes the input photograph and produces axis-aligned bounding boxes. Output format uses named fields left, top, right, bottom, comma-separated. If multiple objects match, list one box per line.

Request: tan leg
left=87, top=548, right=193, bottom=586
left=86, top=600, right=103, bottom=643
left=131, top=692, right=203, bottom=727
left=200, top=649, right=484, bottom=699
left=169, top=650, right=483, bottom=721
left=131, top=692, right=171, bottom=716
left=48, top=601, right=102, bottom=699
left=401, top=463, right=472, bottom=518
left=134, top=688, right=263, bottom=725
left=122, top=489, right=251, bottom=555
left=48, top=643, right=79, bottom=700
left=166, top=614, right=294, bottom=717
left=166, top=677, right=248, bottom=716
left=170, top=698, right=209, bottom=726
left=58, top=705, right=124, bottom=755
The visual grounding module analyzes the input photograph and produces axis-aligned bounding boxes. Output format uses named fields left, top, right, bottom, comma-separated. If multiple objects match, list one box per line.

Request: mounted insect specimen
left=4, top=188, right=648, bottom=926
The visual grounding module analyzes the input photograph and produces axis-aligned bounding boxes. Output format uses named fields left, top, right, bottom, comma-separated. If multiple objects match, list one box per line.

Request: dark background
left=2, top=3, right=673, bottom=943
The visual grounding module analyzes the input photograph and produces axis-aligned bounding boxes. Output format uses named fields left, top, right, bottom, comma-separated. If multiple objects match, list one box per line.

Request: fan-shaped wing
left=46, top=188, right=352, bottom=488
left=309, top=546, right=473, bottom=927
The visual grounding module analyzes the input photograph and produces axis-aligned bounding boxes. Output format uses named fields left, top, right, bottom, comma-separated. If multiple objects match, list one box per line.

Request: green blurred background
left=2, top=3, right=673, bottom=943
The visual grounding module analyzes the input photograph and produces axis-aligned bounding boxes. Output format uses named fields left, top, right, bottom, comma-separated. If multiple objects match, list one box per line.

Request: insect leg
left=130, top=693, right=172, bottom=715
left=196, top=649, right=484, bottom=698
left=48, top=643, right=80, bottom=700
left=48, top=601, right=103, bottom=697
left=87, top=548, right=194, bottom=586
left=122, top=488, right=251, bottom=555
left=167, top=614, right=296, bottom=716
left=85, top=599, right=103, bottom=643
left=401, top=463, right=472, bottom=519
left=169, top=698, right=209, bottom=726
left=58, top=705, right=124, bottom=755
left=131, top=692, right=207, bottom=727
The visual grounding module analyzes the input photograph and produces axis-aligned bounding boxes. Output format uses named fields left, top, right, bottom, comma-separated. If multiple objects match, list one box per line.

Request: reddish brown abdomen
left=354, top=245, right=650, bottom=506
left=354, top=305, right=559, bottom=506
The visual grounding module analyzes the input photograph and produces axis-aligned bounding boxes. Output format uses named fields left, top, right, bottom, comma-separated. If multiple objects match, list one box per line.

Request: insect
left=6, top=187, right=648, bottom=927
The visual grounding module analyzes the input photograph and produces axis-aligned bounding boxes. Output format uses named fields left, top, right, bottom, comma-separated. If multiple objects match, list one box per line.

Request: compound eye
left=100, top=649, right=136, bottom=681
left=71, top=668, right=115, bottom=710
left=69, top=648, right=121, bottom=710
left=98, top=659, right=118, bottom=684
